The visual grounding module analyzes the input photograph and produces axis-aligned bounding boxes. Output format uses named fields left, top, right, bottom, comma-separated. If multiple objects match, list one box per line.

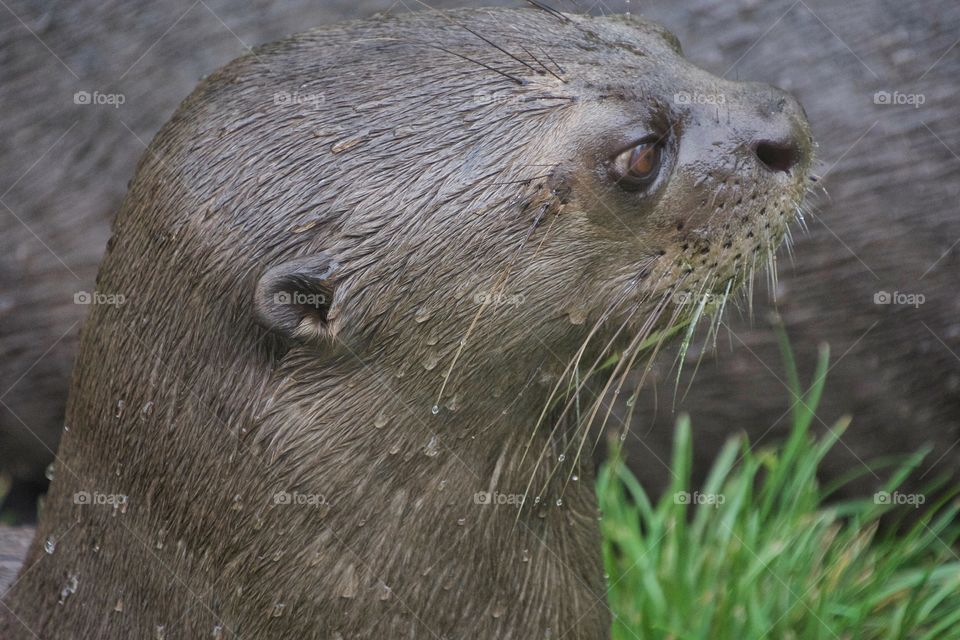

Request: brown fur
left=1, top=8, right=810, bottom=638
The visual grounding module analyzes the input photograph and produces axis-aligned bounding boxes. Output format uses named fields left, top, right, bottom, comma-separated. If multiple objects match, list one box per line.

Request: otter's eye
left=614, top=141, right=663, bottom=191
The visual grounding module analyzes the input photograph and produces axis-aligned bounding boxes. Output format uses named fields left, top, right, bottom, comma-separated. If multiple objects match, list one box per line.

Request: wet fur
left=1, top=8, right=809, bottom=639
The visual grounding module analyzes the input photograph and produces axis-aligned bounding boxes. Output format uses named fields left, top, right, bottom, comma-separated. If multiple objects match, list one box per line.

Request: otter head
left=2, top=9, right=815, bottom=638
left=242, top=9, right=812, bottom=422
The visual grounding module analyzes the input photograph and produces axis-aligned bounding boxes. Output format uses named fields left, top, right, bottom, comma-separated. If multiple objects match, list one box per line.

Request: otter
left=1, top=7, right=811, bottom=638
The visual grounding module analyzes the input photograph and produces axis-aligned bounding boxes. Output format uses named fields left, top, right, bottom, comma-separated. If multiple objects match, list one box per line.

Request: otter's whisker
left=415, top=1, right=540, bottom=77
left=427, top=44, right=525, bottom=85
left=616, top=289, right=694, bottom=445
left=518, top=44, right=567, bottom=83
left=525, top=0, right=571, bottom=24
left=549, top=286, right=676, bottom=492
left=539, top=46, right=567, bottom=76
left=679, top=278, right=732, bottom=405
left=518, top=281, right=653, bottom=510
left=594, top=291, right=683, bottom=450
left=517, top=287, right=637, bottom=476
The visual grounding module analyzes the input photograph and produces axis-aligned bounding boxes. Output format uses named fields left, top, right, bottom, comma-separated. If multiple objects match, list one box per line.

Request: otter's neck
left=229, top=361, right=612, bottom=638
left=3, top=354, right=611, bottom=639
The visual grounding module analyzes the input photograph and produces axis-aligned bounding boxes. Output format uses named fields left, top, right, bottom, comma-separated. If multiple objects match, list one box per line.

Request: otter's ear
left=254, top=254, right=340, bottom=343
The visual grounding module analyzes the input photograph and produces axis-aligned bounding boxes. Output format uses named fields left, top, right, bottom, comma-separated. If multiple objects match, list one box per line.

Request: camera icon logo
left=873, top=291, right=891, bottom=304
left=74, top=291, right=93, bottom=304
left=74, top=90, right=91, bottom=105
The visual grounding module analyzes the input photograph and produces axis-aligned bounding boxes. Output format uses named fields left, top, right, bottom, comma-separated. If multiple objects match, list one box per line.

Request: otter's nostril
left=754, top=140, right=799, bottom=174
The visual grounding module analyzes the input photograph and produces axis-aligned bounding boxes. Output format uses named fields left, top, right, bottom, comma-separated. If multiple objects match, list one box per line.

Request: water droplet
left=141, top=401, right=155, bottom=418
left=44, top=462, right=56, bottom=481
left=155, top=530, right=166, bottom=549
left=571, top=474, right=579, bottom=482
left=491, top=602, right=506, bottom=618
left=456, top=517, right=466, bottom=526
left=557, top=454, right=566, bottom=463
left=625, top=395, right=637, bottom=408
left=63, top=423, right=70, bottom=433
left=114, top=598, right=124, bottom=613
left=430, top=405, right=440, bottom=416
left=231, top=494, right=244, bottom=511
left=155, top=624, right=167, bottom=640
left=58, top=574, right=78, bottom=605
left=212, top=624, right=224, bottom=639
left=414, top=307, right=431, bottom=323
left=521, top=549, right=530, bottom=563
left=555, top=498, right=563, bottom=507
left=270, top=602, right=286, bottom=618
left=422, top=352, right=440, bottom=371
left=567, top=307, right=588, bottom=325
left=378, top=583, right=393, bottom=601
left=373, top=413, right=389, bottom=429
left=330, top=130, right=368, bottom=154
left=438, top=479, right=447, bottom=491
left=115, top=399, right=126, bottom=419
left=619, top=433, right=627, bottom=442
left=424, top=435, right=440, bottom=457
left=44, top=536, right=56, bottom=554
left=338, top=565, right=359, bottom=599
left=388, top=443, right=401, bottom=455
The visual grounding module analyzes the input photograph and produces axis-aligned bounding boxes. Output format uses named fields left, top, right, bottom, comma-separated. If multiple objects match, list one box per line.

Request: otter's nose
left=746, top=87, right=808, bottom=175
left=754, top=138, right=800, bottom=174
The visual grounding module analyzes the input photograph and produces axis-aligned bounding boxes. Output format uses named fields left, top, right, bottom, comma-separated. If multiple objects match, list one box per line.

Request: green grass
left=598, top=342, right=960, bottom=640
